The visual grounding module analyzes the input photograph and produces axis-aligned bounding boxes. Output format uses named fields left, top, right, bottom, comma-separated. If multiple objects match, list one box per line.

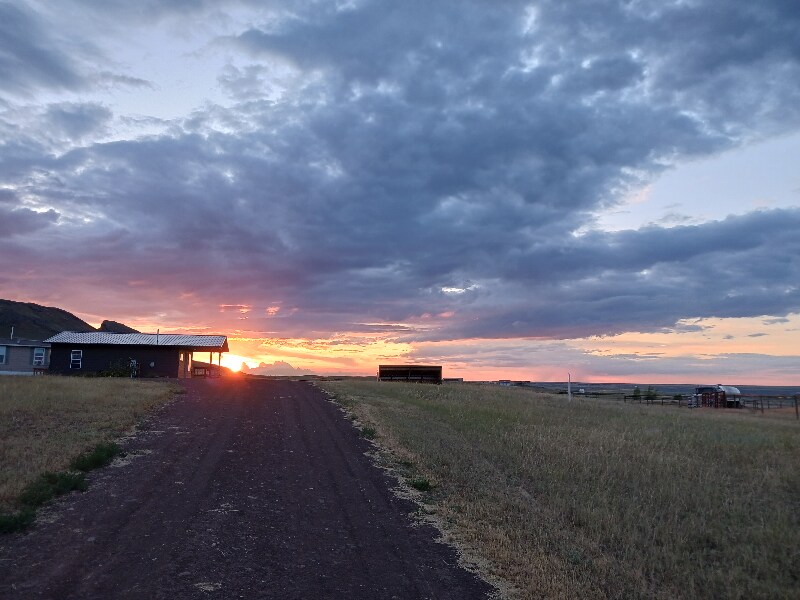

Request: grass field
left=0, top=376, right=176, bottom=513
left=320, top=381, right=800, bottom=600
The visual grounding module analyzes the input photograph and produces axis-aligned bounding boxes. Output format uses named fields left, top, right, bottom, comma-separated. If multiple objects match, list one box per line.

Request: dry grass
left=320, top=381, right=800, bottom=600
left=0, top=376, right=176, bottom=512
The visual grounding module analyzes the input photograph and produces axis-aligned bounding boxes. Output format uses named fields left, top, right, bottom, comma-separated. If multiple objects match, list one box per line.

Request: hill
left=0, top=300, right=139, bottom=340
left=98, top=320, right=140, bottom=334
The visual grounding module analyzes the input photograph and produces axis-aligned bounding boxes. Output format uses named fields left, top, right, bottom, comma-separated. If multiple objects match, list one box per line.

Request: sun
left=219, top=353, right=256, bottom=372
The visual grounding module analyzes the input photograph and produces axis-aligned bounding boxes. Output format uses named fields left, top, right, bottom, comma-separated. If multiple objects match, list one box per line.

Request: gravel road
left=0, top=378, right=493, bottom=599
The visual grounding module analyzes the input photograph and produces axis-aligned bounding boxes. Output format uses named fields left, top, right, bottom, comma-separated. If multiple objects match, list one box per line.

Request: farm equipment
left=690, top=385, right=742, bottom=408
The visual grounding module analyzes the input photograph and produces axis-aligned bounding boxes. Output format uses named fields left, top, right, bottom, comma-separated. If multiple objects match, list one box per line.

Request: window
left=0, top=346, right=6, bottom=364
left=70, top=349, right=82, bottom=369
left=33, top=347, right=46, bottom=366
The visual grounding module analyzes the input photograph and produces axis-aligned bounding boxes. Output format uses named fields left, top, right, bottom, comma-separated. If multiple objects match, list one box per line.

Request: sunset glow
left=2, top=2, right=799, bottom=385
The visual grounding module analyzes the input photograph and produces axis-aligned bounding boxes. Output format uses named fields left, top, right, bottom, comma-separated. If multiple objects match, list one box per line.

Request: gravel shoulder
left=0, top=378, right=493, bottom=600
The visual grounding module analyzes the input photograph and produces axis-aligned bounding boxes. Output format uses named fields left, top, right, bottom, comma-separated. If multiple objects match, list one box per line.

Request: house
left=44, top=332, right=228, bottom=378
left=0, top=338, right=50, bottom=375
left=377, top=365, right=443, bottom=383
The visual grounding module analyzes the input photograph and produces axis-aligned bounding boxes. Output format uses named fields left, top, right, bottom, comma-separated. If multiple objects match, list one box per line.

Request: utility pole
left=568, top=373, right=572, bottom=402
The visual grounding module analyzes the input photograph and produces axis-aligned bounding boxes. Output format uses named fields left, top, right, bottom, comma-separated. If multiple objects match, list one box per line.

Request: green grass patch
left=0, top=376, right=177, bottom=533
left=1, top=377, right=176, bottom=513
left=70, top=442, right=122, bottom=472
left=1, top=471, right=88, bottom=534
left=361, top=426, right=377, bottom=439
left=408, top=477, right=433, bottom=492
left=18, top=471, right=87, bottom=508
left=321, top=380, right=800, bottom=600
left=0, top=509, right=35, bottom=534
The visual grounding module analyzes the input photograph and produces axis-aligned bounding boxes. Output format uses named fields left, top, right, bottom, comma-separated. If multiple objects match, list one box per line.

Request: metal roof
left=718, top=385, right=741, bottom=396
left=0, top=338, right=50, bottom=347
left=44, top=332, right=228, bottom=351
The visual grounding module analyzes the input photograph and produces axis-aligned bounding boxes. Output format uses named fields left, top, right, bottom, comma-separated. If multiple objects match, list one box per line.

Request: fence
left=570, top=391, right=800, bottom=419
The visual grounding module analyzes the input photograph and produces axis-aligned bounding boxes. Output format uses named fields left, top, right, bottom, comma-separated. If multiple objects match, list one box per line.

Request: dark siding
left=49, top=344, right=180, bottom=377
left=378, top=365, right=442, bottom=383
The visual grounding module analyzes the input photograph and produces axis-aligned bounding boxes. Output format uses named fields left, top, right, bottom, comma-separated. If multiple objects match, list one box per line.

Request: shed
left=44, top=332, right=228, bottom=378
left=377, top=365, right=442, bottom=384
left=0, top=338, right=50, bottom=375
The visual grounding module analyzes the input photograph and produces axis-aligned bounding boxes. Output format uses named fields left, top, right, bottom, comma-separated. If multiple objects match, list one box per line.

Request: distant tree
left=632, top=386, right=641, bottom=401
left=645, top=386, right=658, bottom=402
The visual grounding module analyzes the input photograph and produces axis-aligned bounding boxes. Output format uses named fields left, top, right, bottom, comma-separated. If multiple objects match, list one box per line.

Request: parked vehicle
left=691, top=385, right=742, bottom=408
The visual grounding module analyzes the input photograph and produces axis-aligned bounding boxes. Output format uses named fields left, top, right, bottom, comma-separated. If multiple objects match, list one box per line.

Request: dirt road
left=0, top=379, right=493, bottom=599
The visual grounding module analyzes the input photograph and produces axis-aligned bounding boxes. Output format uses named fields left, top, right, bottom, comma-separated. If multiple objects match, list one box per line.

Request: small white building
left=0, top=338, right=50, bottom=375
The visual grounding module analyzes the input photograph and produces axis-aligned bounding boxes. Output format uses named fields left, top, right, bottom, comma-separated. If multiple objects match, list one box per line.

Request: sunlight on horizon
left=222, top=313, right=800, bottom=385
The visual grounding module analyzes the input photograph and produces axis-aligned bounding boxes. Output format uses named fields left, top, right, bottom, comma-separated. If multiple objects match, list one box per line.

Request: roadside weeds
left=0, top=377, right=177, bottom=533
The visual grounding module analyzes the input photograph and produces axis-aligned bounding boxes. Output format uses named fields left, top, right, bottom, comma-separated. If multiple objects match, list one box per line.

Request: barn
left=377, top=365, right=443, bottom=383
left=45, top=332, right=229, bottom=378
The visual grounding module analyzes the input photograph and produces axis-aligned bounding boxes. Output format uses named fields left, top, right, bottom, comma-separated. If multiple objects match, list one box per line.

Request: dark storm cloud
left=0, top=3, right=156, bottom=102
left=2, top=0, right=800, bottom=342
left=0, top=186, right=59, bottom=236
left=0, top=2, right=84, bottom=96
left=0, top=207, right=58, bottom=236
left=763, top=317, right=790, bottom=325
left=44, top=103, right=113, bottom=140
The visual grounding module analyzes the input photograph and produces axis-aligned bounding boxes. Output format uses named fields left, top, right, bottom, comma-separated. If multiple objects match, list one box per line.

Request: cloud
left=1, top=0, right=800, bottom=356
left=0, top=2, right=85, bottom=97
left=92, top=72, right=154, bottom=90
left=763, top=317, right=790, bottom=325
left=241, top=360, right=313, bottom=376
left=44, top=103, right=113, bottom=140
left=406, top=338, right=800, bottom=384
left=0, top=205, right=59, bottom=236
left=220, top=304, right=252, bottom=313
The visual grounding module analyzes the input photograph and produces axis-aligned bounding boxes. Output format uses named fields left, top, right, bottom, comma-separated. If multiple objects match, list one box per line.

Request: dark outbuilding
left=377, top=364, right=442, bottom=383
left=45, top=332, right=229, bottom=378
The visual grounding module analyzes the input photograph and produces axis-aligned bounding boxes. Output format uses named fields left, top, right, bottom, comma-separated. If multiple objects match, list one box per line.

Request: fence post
left=795, top=395, right=799, bottom=421
left=760, top=397, right=764, bottom=414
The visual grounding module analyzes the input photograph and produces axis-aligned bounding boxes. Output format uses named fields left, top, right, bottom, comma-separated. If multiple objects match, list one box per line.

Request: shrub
left=70, top=442, right=122, bottom=472
left=0, top=509, right=35, bottom=534
left=18, top=472, right=87, bottom=508
left=408, top=477, right=433, bottom=492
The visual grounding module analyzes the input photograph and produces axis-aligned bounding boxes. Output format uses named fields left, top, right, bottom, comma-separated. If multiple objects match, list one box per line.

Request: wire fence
left=569, top=391, right=800, bottom=419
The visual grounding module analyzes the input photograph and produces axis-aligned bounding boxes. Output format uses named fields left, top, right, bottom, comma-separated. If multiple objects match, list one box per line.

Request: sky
left=1, top=0, right=799, bottom=383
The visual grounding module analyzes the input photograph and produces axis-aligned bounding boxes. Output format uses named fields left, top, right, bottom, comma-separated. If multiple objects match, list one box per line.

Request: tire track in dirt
left=300, top=385, right=443, bottom=598
left=0, top=378, right=493, bottom=599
